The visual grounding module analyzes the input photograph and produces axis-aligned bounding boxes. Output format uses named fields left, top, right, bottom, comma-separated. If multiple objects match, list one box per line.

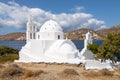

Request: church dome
left=40, top=20, right=63, bottom=32
left=59, top=43, right=75, bottom=52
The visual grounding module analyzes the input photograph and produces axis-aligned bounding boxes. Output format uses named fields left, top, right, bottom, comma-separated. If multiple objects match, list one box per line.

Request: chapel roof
left=40, top=20, right=63, bottom=32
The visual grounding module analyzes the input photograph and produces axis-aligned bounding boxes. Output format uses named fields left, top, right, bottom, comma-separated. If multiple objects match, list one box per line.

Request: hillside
left=64, top=28, right=102, bottom=40
left=0, top=32, right=26, bottom=40
left=96, top=25, right=120, bottom=39
left=65, top=25, right=120, bottom=40
left=0, top=25, right=120, bottom=40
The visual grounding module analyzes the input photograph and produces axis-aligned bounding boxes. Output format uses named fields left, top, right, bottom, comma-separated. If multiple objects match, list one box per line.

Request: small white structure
left=17, top=17, right=82, bottom=63
left=80, top=31, right=94, bottom=60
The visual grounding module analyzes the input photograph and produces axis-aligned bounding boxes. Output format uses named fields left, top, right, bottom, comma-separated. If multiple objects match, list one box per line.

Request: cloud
left=0, top=1, right=107, bottom=31
left=71, top=6, right=84, bottom=12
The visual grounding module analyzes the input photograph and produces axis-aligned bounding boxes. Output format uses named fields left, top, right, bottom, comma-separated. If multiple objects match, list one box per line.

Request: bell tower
left=84, top=31, right=93, bottom=49
left=26, top=16, right=37, bottom=42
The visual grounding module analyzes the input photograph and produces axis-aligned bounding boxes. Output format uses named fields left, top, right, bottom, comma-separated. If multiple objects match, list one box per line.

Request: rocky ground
left=0, top=62, right=120, bottom=80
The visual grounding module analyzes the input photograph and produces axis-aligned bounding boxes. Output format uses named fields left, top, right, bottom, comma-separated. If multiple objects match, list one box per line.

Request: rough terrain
left=0, top=62, right=120, bottom=80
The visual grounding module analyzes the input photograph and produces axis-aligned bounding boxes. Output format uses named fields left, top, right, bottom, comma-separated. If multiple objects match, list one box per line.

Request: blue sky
left=0, top=0, right=120, bottom=34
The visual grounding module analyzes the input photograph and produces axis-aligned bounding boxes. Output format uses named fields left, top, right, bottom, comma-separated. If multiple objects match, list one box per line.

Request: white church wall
left=31, top=40, right=44, bottom=58
left=37, top=32, right=55, bottom=40
left=31, top=40, right=57, bottom=58
left=54, top=32, right=64, bottom=39
left=44, top=40, right=56, bottom=51
left=37, top=32, right=64, bottom=40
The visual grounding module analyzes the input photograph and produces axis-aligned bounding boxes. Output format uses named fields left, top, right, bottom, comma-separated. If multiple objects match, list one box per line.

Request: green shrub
left=0, top=54, right=18, bottom=63
left=0, top=46, right=18, bottom=63
left=87, top=43, right=99, bottom=54
left=0, top=46, right=18, bottom=56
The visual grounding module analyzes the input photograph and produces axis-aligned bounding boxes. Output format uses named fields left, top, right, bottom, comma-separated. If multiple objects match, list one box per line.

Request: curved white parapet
left=45, top=40, right=79, bottom=59
left=80, top=48, right=94, bottom=60
left=16, top=50, right=85, bottom=64
left=85, top=60, right=113, bottom=70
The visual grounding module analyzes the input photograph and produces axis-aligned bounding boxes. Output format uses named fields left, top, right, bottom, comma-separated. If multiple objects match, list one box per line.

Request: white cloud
left=71, top=6, right=84, bottom=12
left=0, top=1, right=107, bottom=31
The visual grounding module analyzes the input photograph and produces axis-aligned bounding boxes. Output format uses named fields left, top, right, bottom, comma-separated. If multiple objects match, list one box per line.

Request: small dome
left=59, top=43, right=75, bottom=52
left=40, top=20, right=63, bottom=32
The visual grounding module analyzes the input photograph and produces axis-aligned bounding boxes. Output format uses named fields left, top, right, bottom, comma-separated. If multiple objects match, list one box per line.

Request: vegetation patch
left=0, top=46, right=18, bottom=63
left=87, top=33, right=120, bottom=62
left=24, top=69, right=45, bottom=78
left=62, top=68, right=79, bottom=76
left=0, top=46, right=18, bottom=55
left=58, top=68, right=79, bottom=80
left=0, top=54, right=18, bottom=63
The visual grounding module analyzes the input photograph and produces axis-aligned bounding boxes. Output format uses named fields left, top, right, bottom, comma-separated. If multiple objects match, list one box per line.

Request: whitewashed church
left=16, top=17, right=94, bottom=63
left=16, top=17, right=115, bottom=70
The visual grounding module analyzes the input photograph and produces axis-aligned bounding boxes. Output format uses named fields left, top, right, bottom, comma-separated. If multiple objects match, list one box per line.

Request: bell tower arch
left=26, top=16, right=37, bottom=42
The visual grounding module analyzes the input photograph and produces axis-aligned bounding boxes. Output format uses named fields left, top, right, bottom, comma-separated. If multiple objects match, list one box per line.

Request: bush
left=97, top=33, right=120, bottom=61
left=88, top=33, right=120, bottom=61
left=0, top=46, right=18, bottom=63
left=0, top=46, right=18, bottom=56
left=0, top=54, right=18, bottom=63
left=87, top=43, right=99, bottom=54
left=63, top=69, right=79, bottom=75
left=24, top=69, right=44, bottom=78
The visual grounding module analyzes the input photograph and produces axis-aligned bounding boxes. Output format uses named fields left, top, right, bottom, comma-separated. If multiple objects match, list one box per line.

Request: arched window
left=30, top=33, right=32, bottom=39
left=33, top=33, right=36, bottom=39
left=30, top=26, right=32, bottom=31
left=33, top=26, right=35, bottom=31
left=38, top=35, right=40, bottom=39
left=58, top=35, right=60, bottom=39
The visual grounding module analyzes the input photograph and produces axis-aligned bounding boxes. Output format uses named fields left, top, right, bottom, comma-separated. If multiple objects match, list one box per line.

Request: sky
left=0, top=0, right=120, bottom=34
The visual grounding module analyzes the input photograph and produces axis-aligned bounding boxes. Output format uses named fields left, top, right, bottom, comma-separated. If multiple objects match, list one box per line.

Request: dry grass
left=114, top=68, right=120, bottom=77
left=0, top=64, right=24, bottom=78
left=62, top=68, right=79, bottom=75
left=82, top=70, right=99, bottom=77
left=0, top=64, right=4, bottom=68
left=23, top=69, right=44, bottom=78
left=115, top=68, right=120, bottom=74
left=58, top=68, right=80, bottom=80
left=82, top=69, right=114, bottom=78
left=99, top=69, right=114, bottom=76
left=0, top=62, right=120, bottom=80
